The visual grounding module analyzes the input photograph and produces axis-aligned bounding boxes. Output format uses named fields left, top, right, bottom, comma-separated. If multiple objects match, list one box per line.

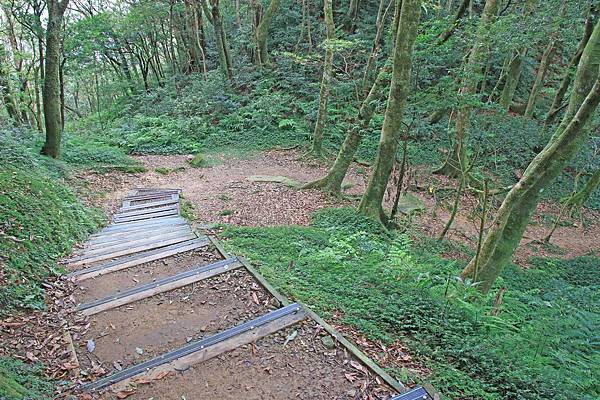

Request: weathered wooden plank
left=77, top=258, right=242, bottom=315
left=85, top=304, right=306, bottom=392
left=389, top=386, right=434, bottom=400
left=85, top=225, right=191, bottom=248
left=132, top=188, right=181, bottom=194
left=69, top=238, right=209, bottom=282
left=125, top=192, right=178, bottom=202
left=95, top=217, right=186, bottom=234
left=113, top=209, right=179, bottom=223
left=119, top=199, right=179, bottom=212
left=205, top=233, right=406, bottom=394
left=77, top=229, right=195, bottom=257
left=69, top=233, right=198, bottom=266
left=114, top=204, right=178, bottom=218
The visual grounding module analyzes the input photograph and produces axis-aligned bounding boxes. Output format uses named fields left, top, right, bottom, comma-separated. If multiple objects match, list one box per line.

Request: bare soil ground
left=74, top=247, right=221, bottom=303
left=105, top=320, right=394, bottom=400
left=75, top=269, right=275, bottom=375
left=76, top=149, right=599, bottom=263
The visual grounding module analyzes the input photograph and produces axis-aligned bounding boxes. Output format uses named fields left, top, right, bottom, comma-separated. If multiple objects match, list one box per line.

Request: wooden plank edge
left=106, top=310, right=307, bottom=393
left=83, top=226, right=193, bottom=251
left=80, top=261, right=243, bottom=316
left=63, top=328, right=80, bottom=371
left=70, top=239, right=209, bottom=282
left=204, top=232, right=407, bottom=395
left=68, top=234, right=197, bottom=267
left=299, top=301, right=405, bottom=393
left=206, top=235, right=290, bottom=307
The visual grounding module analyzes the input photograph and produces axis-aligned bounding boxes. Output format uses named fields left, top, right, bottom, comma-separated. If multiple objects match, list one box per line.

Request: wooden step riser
left=79, top=260, right=243, bottom=315
left=69, top=233, right=198, bottom=267
left=70, top=239, right=209, bottom=282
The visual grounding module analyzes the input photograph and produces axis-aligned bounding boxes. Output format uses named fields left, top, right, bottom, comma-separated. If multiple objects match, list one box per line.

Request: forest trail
left=64, top=188, right=426, bottom=399
left=79, top=152, right=600, bottom=263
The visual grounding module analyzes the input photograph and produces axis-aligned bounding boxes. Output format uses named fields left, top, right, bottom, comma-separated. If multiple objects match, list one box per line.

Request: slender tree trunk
left=310, top=0, right=335, bottom=156
left=546, top=8, right=595, bottom=126
left=436, top=0, right=499, bottom=177
left=205, top=0, right=233, bottom=80
left=41, top=0, right=70, bottom=158
left=362, top=0, right=392, bottom=95
left=358, top=0, right=421, bottom=222
left=303, top=64, right=391, bottom=193
left=461, top=19, right=600, bottom=294
left=344, top=0, right=360, bottom=33
left=0, top=48, right=20, bottom=123
left=499, top=48, right=526, bottom=110
left=255, top=0, right=281, bottom=66
left=565, top=167, right=600, bottom=209
left=524, top=40, right=555, bottom=118
left=437, top=0, right=469, bottom=45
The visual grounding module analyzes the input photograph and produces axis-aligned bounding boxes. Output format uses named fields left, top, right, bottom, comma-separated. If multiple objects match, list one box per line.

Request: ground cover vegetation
left=1, top=0, right=599, bottom=398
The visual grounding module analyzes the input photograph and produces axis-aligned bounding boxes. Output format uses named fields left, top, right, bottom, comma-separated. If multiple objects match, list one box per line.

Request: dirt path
left=77, top=150, right=599, bottom=263
left=63, top=189, right=397, bottom=399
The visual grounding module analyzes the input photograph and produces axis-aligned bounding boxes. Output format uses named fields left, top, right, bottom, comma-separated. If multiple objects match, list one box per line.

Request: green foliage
left=189, top=153, right=207, bottom=168
left=0, top=129, right=103, bottom=314
left=222, top=207, right=599, bottom=400
left=0, top=358, right=53, bottom=400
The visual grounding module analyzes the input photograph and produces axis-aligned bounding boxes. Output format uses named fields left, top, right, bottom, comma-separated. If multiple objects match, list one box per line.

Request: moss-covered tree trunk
left=357, top=0, right=421, bottom=221
left=566, top=167, right=600, bottom=209
left=524, top=40, right=555, bottom=118
left=546, top=8, right=595, bottom=126
left=343, top=0, right=360, bottom=33
left=206, top=0, right=233, bottom=80
left=41, top=0, right=69, bottom=159
left=255, top=0, right=281, bottom=66
left=461, top=20, right=600, bottom=294
left=436, top=0, right=499, bottom=177
left=362, top=0, right=391, bottom=95
left=0, top=47, right=20, bottom=124
left=310, top=0, right=335, bottom=156
left=304, top=64, right=390, bottom=193
left=499, top=48, right=526, bottom=110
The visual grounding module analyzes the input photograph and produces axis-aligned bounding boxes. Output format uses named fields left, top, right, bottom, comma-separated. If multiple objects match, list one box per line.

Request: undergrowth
left=0, top=358, right=53, bottom=400
left=0, top=129, right=104, bottom=313
left=221, top=207, right=599, bottom=400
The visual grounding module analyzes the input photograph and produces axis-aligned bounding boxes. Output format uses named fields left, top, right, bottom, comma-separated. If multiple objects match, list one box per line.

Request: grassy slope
left=0, top=128, right=136, bottom=399
left=222, top=207, right=599, bottom=400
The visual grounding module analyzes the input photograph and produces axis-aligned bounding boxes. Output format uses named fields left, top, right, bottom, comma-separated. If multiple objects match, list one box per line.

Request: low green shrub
left=221, top=207, right=599, bottom=400
left=0, top=358, right=54, bottom=399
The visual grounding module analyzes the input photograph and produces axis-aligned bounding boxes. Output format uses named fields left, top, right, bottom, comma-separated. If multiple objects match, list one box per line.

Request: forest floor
left=77, top=149, right=600, bottom=265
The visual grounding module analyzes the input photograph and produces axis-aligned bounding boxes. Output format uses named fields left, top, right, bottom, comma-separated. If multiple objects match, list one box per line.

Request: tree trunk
left=304, top=64, right=391, bottom=193
left=343, top=0, right=360, bottom=33
left=255, top=0, right=281, bottom=66
left=362, top=0, right=392, bottom=95
left=206, top=0, right=233, bottom=80
left=437, top=0, right=469, bottom=45
left=41, top=0, right=69, bottom=158
left=310, top=0, right=335, bottom=156
left=566, top=167, right=600, bottom=209
left=499, top=48, right=526, bottom=110
left=524, top=40, right=555, bottom=118
left=461, top=19, right=600, bottom=294
left=436, top=0, right=499, bottom=177
left=0, top=47, right=20, bottom=123
left=358, top=0, right=421, bottom=222
left=545, top=8, right=595, bottom=126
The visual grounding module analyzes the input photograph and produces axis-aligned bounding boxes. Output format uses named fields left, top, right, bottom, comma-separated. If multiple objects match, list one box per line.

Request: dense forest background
left=1, top=0, right=599, bottom=399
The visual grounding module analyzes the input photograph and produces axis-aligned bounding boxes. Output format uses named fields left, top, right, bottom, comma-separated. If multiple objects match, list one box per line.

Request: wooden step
left=81, top=303, right=306, bottom=392
left=76, top=258, right=242, bottom=315
left=68, top=237, right=210, bottom=281
left=69, top=232, right=198, bottom=267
